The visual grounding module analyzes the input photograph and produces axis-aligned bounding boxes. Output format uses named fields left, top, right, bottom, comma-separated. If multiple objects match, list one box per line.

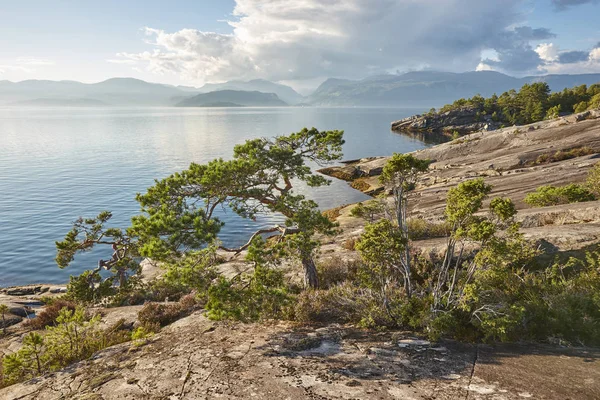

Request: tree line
left=432, top=82, right=600, bottom=125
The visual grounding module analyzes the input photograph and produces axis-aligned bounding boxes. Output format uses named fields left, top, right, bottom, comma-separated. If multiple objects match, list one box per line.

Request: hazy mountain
left=4, top=73, right=599, bottom=109
left=306, top=71, right=600, bottom=107
left=0, top=78, right=186, bottom=106
left=176, top=90, right=287, bottom=107
left=197, top=79, right=304, bottom=105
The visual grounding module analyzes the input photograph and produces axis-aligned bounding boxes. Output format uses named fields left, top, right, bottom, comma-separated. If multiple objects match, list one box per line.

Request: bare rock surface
left=321, top=109, right=600, bottom=256
left=2, top=312, right=598, bottom=399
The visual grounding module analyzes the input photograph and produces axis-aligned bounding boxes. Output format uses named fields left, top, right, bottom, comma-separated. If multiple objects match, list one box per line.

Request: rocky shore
left=320, top=108, right=600, bottom=257
left=2, top=109, right=600, bottom=399
left=391, top=106, right=501, bottom=137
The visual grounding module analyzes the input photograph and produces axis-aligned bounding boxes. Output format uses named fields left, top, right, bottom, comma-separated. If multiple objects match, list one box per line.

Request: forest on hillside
left=432, top=82, right=600, bottom=125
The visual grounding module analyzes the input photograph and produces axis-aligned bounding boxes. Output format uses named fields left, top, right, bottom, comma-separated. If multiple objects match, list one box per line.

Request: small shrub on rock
left=316, top=256, right=357, bottom=289
left=350, top=201, right=385, bottom=222
left=587, top=162, right=600, bottom=197
left=25, top=300, right=77, bottom=330
left=1, top=306, right=130, bottom=387
left=206, top=264, right=292, bottom=322
left=524, top=184, right=595, bottom=207
left=407, top=218, right=452, bottom=240
left=137, top=295, right=199, bottom=329
left=294, top=283, right=365, bottom=324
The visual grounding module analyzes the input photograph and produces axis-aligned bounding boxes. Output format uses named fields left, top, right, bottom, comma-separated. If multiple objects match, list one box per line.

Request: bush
left=65, top=270, right=115, bottom=304
left=294, top=282, right=428, bottom=330
left=524, top=184, right=595, bottom=207
left=294, top=283, right=367, bottom=324
left=131, top=326, right=154, bottom=347
left=206, top=264, right=292, bottom=322
left=1, top=307, right=130, bottom=387
left=587, top=162, right=600, bottom=197
left=25, top=300, right=78, bottom=330
left=350, top=201, right=385, bottom=222
left=137, top=294, right=199, bottom=329
left=528, top=146, right=595, bottom=166
left=316, top=256, right=364, bottom=289
left=407, top=218, right=451, bottom=240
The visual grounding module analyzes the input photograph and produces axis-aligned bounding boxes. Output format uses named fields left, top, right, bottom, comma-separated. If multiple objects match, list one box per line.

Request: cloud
left=478, top=27, right=555, bottom=73
left=535, top=42, right=600, bottom=73
left=536, top=43, right=559, bottom=62
left=552, top=0, right=599, bottom=10
left=0, top=57, right=54, bottom=75
left=112, top=0, right=566, bottom=85
left=476, top=62, right=495, bottom=71
left=558, top=50, right=590, bottom=63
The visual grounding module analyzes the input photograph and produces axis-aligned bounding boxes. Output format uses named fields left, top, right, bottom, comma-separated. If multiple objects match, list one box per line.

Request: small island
left=176, top=89, right=288, bottom=107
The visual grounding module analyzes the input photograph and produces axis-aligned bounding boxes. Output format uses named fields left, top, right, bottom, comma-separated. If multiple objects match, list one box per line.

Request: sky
left=1, top=0, right=599, bottom=93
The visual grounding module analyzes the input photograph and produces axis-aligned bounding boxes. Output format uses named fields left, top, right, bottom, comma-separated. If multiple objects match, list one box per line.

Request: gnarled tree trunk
left=302, top=255, right=319, bottom=289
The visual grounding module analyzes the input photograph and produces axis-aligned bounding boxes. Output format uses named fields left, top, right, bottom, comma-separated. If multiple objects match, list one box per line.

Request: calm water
left=0, top=107, right=428, bottom=287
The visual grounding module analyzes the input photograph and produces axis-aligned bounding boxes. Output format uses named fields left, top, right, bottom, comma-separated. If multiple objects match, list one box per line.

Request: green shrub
left=545, top=104, right=561, bottom=119
left=65, top=270, right=115, bottom=304
left=206, top=264, right=292, bottom=322
left=587, top=162, right=600, bottom=197
left=1, top=307, right=129, bottom=387
left=131, top=326, right=154, bottom=347
left=524, top=184, right=595, bottom=207
left=350, top=200, right=385, bottom=222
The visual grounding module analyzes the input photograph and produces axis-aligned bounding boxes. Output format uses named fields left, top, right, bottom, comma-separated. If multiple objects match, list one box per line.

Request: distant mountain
left=306, top=71, right=600, bottom=107
left=4, top=73, right=599, bottom=109
left=8, top=98, right=109, bottom=107
left=176, top=90, right=287, bottom=107
left=198, top=79, right=304, bottom=105
left=0, top=78, right=186, bottom=106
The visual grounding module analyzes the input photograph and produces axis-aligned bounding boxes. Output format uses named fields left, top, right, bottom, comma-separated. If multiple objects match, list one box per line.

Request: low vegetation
left=524, top=163, right=599, bottom=207
left=525, top=146, right=596, bottom=167
left=24, top=300, right=77, bottom=330
left=1, top=307, right=130, bottom=387
left=525, top=184, right=596, bottom=207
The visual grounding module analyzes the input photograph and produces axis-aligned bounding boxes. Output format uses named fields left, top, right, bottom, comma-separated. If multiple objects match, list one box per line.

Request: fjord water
left=0, top=106, right=427, bottom=287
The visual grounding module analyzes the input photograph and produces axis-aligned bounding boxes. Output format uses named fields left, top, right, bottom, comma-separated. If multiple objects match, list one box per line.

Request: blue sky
left=1, top=0, right=599, bottom=91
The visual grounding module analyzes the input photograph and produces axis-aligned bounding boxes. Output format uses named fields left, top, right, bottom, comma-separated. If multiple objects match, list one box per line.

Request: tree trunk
left=302, top=256, right=319, bottom=289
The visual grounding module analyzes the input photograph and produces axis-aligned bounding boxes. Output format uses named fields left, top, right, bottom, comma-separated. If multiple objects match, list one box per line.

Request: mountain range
left=1, top=71, right=599, bottom=108
left=193, top=79, right=304, bottom=105
left=176, top=90, right=287, bottom=107
left=306, top=71, right=600, bottom=107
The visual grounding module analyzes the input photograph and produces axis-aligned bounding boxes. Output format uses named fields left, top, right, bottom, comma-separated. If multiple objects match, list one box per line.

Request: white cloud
left=535, top=43, right=559, bottom=62
left=476, top=62, right=494, bottom=71
left=535, top=43, right=600, bottom=74
left=0, top=57, right=55, bottom=75
left=111, top=0, right=589, bottom=85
